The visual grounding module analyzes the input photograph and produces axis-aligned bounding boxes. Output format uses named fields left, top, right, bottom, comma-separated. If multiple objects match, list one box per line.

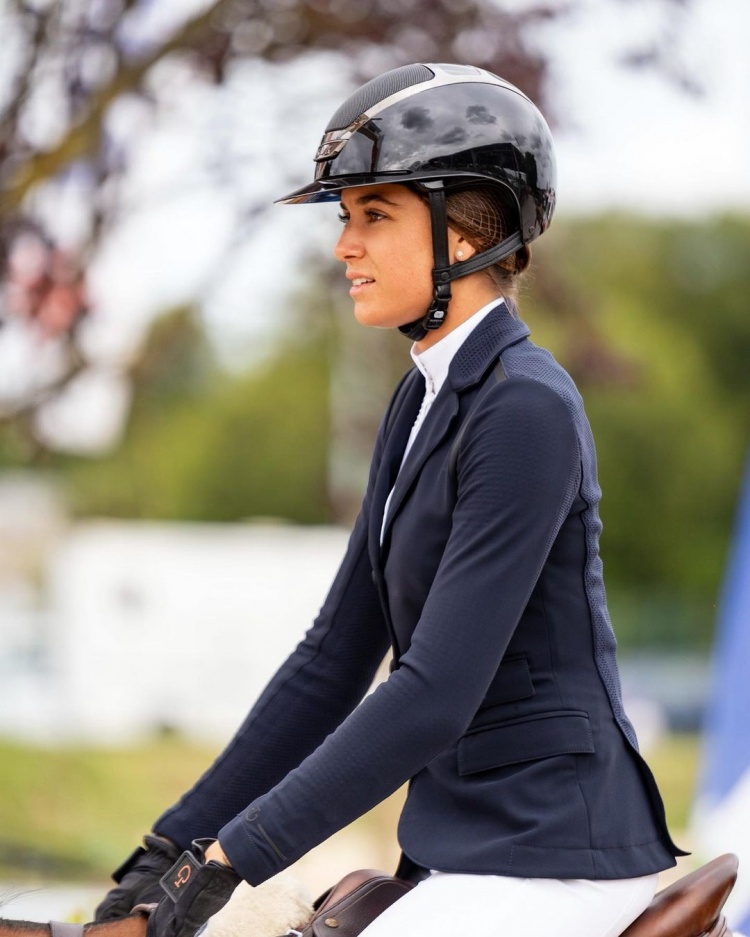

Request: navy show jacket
left=156, top=301, right=684, bottom=885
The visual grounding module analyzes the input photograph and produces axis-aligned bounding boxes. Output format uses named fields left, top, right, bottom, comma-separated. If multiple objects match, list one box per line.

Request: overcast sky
left=549, top=0, right=750, bottom=215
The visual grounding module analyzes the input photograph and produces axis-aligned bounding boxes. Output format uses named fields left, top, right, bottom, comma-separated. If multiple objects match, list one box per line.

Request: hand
left=95, top=834, right=182, bottom=922
left=203, top=841, right=232, bottom=867
left=146, top=839, right=241, bottom=937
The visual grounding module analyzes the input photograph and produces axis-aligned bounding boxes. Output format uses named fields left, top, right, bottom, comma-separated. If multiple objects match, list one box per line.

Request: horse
left=0, top=916, right=145, bottom=937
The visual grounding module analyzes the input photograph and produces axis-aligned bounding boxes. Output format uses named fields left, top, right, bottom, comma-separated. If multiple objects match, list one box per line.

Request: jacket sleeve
left=153, top=415, right=397, bottom=847
left=218, top=377, right=582, bottom=884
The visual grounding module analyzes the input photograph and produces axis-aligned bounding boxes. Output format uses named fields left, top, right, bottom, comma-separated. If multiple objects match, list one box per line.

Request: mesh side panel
left=501, top=340, right=638, bottom=750
left=325, top=64, right=434, bottom=131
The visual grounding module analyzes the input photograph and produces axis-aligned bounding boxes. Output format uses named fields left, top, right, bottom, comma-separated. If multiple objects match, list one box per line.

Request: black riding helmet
left=277, top=63, right=556, bottom=341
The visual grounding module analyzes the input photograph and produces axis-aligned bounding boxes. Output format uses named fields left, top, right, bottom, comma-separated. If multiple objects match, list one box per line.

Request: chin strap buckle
left=397, top=279, right=451, bottom=341
left=426, top=279, right=451, bottom=330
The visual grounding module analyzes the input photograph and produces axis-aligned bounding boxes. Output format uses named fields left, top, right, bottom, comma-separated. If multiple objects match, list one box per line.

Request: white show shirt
left=380, top=299, right=503, bottom=544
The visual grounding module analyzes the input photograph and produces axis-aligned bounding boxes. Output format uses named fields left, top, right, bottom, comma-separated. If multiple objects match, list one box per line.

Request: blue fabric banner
left=693, top=449, right=750, bottom=934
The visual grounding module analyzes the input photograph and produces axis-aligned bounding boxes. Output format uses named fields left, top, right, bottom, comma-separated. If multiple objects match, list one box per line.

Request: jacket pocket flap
left=458, top=711, right=594, bottom=775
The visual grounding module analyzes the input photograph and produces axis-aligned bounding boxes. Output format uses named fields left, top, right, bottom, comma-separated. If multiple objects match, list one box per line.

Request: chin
left=353, top=303, right=424, bottom=331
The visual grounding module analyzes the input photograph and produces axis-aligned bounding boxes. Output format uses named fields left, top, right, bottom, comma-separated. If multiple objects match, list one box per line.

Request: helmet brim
left=275, top=170, right=517, bottom=205
left=275, top=173, right=411, bottom=205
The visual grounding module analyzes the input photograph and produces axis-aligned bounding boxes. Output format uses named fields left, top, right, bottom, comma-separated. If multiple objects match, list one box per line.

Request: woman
left=97, top=64, right=684, bottom=937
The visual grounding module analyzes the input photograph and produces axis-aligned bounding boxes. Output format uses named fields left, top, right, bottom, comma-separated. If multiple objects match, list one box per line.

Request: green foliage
left=0, top=736, right=219, bottom=878
left=64, top=307, right=332, bottom=524
left=527, top=213, right=750, bottom=647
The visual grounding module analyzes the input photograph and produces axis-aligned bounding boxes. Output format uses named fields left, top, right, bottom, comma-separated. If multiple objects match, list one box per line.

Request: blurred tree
left=127, top=305, right=217, bottom=416
left=0, top=0, right=698, bottom=448
left=64, top=291, right=333, bottom=523
left=527, top=213, right=750, bottom=648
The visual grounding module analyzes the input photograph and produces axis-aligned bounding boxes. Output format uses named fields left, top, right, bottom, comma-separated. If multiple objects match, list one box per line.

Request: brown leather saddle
left=620, top=854, right=739, bottom=937
left=295, top=853, right=739, bottom=937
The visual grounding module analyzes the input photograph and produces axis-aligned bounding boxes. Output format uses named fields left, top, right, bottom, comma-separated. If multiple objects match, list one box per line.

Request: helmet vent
left=325, top=64, right=434, bottom=132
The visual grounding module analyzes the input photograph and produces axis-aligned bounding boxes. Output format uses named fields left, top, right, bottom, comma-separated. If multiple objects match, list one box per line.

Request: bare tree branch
left=0, top=0, right=235, bottom=216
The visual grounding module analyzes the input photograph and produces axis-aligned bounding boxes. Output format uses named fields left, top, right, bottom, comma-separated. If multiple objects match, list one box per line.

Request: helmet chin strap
left=398, top=182, right=451, bottom=342
left=398, top=181, right=524, bottom=343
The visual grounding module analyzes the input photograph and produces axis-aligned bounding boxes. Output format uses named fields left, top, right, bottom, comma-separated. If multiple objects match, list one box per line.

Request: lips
left=347, top=273, right=375, bottom=297
left=346, top=271, right=375, bottom=284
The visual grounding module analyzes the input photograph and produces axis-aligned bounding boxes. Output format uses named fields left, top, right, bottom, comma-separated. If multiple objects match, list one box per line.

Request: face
left=333, top=183, right=435, bottom=330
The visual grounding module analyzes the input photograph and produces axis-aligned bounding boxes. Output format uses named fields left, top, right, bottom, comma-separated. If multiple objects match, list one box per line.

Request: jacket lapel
left=378, top=302, right=531, bottom=551
left=368, top=368, right=424, bottom=568
left=379, top=385, right=460, bottom=548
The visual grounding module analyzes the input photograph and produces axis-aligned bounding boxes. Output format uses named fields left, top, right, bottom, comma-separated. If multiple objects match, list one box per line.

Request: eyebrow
left=340, top=192, right=402, bottom=210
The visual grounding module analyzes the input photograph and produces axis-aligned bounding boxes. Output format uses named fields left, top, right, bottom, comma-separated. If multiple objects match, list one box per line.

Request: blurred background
left=1, top=0, right=749, bottom=923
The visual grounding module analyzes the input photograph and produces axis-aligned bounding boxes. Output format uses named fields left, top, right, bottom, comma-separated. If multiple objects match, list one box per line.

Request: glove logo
left=160, top=850, right=203, bottom=903
left=174, top=864, right=192, bottom=888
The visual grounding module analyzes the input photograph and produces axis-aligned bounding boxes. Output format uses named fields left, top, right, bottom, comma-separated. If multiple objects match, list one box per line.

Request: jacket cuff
left=218, top=809, right=285, bottom=886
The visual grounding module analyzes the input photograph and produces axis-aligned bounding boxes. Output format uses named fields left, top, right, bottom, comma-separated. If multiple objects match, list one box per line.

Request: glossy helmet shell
left=277, top=63, right=556, bottom=245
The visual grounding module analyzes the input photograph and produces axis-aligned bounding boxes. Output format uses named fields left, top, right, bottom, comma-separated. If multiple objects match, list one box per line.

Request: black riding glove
left=95, top=834, right=182, bottom=922
left=146, top=839, right=241, bottom=937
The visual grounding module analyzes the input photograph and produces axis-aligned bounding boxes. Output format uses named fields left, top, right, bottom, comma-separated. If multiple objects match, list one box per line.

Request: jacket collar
left=448, top=299, right=530, bottom=391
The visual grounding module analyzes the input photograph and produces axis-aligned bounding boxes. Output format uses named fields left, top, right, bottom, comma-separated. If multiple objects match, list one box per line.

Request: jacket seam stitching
left=256, top=822, right=288, bottom=862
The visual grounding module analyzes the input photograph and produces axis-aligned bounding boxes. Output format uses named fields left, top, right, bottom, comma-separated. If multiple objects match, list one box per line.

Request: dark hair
left=444, top=185, right=531, bottom=300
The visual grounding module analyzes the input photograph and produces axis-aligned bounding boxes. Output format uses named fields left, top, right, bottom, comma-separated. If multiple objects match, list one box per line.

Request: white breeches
left=358, top=870, right=659, bottom=937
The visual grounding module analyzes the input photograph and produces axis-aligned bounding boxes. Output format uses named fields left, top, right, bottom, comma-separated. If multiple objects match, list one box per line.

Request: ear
left=447, top=229, right=475, bottom=262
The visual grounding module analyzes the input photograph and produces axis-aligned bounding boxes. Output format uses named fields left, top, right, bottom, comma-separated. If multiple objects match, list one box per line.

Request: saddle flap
left=311, top=869, right=391, bottom=913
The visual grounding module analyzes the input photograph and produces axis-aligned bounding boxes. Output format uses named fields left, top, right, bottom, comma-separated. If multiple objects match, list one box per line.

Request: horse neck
left=0, top=915, right=147, bottom=937
left=0, top=924, right=51, bottom=937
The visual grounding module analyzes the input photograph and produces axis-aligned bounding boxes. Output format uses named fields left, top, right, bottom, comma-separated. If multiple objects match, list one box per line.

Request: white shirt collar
left=410, top=299, right=504, bottom=397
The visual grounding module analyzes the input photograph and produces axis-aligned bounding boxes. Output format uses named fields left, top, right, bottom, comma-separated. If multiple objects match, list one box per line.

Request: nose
left=333, top=222, right=364, bottom=263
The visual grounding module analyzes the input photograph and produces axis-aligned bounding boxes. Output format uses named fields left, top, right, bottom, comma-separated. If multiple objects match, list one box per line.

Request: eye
left=337, top=212, right=350, bottom=224
left=365, top=209, right=386, bottom=222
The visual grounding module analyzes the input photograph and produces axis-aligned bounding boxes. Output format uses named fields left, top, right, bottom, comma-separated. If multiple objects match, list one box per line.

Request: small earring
left=456, top=250, right=464, bottom=259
